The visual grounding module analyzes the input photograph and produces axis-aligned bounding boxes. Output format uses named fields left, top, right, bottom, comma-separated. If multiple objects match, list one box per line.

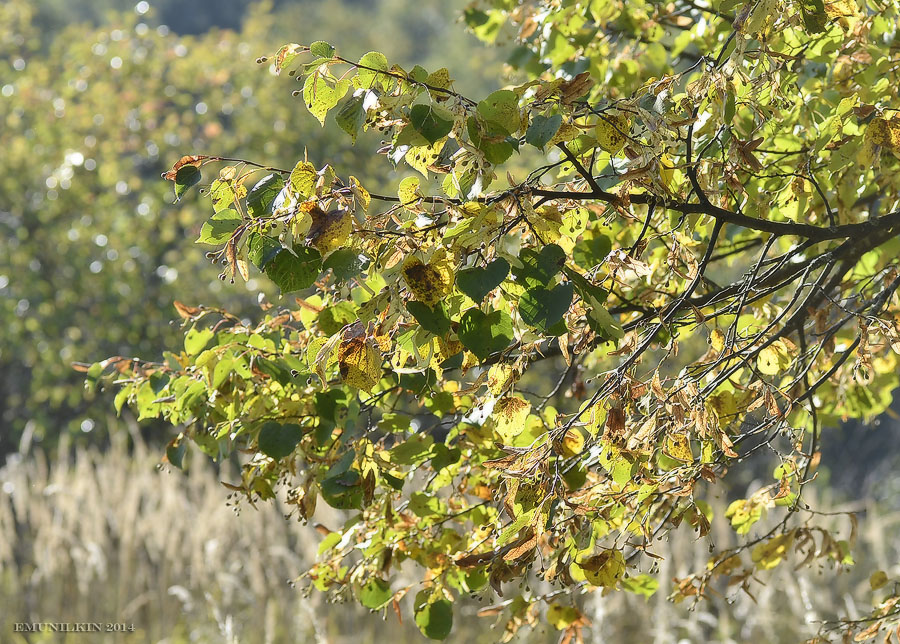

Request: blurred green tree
left=0, top=0, right=504, bottom=454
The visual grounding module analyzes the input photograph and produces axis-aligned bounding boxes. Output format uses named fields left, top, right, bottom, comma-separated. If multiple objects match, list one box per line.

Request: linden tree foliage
left=105, top=0, right=900, bottom=639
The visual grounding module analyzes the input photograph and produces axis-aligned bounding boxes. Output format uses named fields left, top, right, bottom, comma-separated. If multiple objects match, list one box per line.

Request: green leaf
left=247, top=174, right=285, bottom=218
left=410, top=492, right=445, bottom=518
left=414, top=594, right=453, bottom=640
left=526, top=113, right=562, bottom=150
left=309, top=40, right=335, bottom=58
left=317, top=531, right=342, bottom=555
left=336, top=93, right=366, bottom=142
left=409, top=104, right=454, bottom=144
left=572, top=235, right=611, bottom=270
left=406, top=301, right=452, bottom=336
left=458, top=309, right=514, bottom=360
left=248, top=233, right=283, bottom=269
left=514, top=244, right=566, bottom=287
left=263, top=246, right=323, bottom=293
left=290, top=161, right=318, bottom=199
left=620, top=574, right=659, bottom=599
left=477, top=89, right=520, bottom=135
left=208, top=179, right=235, bottom=212
left=467, top=117, right=515, bottom=165
left=320, top=468, right=363, bottom=509
left=379, top=413, right=411, bottom=433
left=585, top=301, right=623, bottom=339
left=564, top=267, right=608, bottom=306
left=319, top=301, right=357, bottom=336
left=518, top=283, right=573, bottom=334
left=390, top=433, right=434, bottom=465
left=464, top=7, right=505, bottom=43
left=257, top=421, right=303, bottom=459
left=166, top=437, right=186, bottom=469
left=356, top=51, right=390, bottom=89
left=196, top=208, right=241, bottom=245
left=456, top=258, right=509, bottom=303
left=303, top=74, right=351, bottom=125
left=800, top=0, right=827, bottom=33
left=323, top=249, right=369, bottom=281
left=211, top=357, right=233, bottom=389
left=359, top=578, right=393, bottom=610
left=184, top=327, right=214, bottom=355
left=174, top=165, right=201, bottom=202
left=274, top=43, right=303, bottom=73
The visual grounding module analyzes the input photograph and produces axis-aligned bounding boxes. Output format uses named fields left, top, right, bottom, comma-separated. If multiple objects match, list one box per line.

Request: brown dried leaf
left=173, top=300, right=202, bottom=319
left=162, top=154, right=207, bottom=181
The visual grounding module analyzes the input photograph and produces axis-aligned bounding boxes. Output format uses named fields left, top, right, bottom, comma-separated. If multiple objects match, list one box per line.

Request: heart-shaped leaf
left=264, top=246, right=322, bottom=293
left=514, top=244, right=566, bottom=287
left=174, top=165, right=201, bottom=201
left=409, top=103, right=454, bottom=144
left=414, top=592, right=453, bottom=640
left=196, top=208, right=241, bottom=245
left=526, top=113, right=562, bottom=150
left=257, top=421, right=303, bottom=459
left=456, top=258, right=510, bottom=303
left=458, top=308, right=514, bottom=360
left=246, top=174, right=285, bottom=218
left=518, top=283, right=573, bottom=333
left=323, top=249, right=369, bottom=281
left=406, top=301, right=452, bottom=336
left=476, top=89, right=520, bottom=135
left=573, top=234, right=612, bottom=270
left=248, top=233, right=283, bottom=269
left=359, top=578, right=393, bottom=610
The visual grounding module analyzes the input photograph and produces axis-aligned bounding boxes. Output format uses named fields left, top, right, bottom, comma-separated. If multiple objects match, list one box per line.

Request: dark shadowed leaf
left=458, top=308, right=514, bottom=360
left=174, top=165, right=201, bottom=201
left=518, top=283, right=573, bottom=334
left=257, top=422, right=303, bottom=459
left=457, top=258, right=509, bottom=303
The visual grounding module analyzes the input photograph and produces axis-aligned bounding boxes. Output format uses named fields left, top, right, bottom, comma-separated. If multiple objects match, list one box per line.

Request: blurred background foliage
left=0, top=0, right=507, bottom=455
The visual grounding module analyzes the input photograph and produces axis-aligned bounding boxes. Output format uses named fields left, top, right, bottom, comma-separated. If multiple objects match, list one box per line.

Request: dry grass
left=2, top=420, right=897, bottom=643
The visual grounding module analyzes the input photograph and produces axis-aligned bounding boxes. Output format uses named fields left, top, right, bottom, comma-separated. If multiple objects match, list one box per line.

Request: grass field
left=2, top=419, right=897, bottom=643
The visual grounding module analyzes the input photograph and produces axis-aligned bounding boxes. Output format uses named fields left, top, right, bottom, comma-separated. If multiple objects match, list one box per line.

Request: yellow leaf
left=401, top=256, right=453, bottom=306
left=870, top=570, right=889, bottom=590
left=740, top=0, right=781, bottom=39
left=307, top=207, right=352, bottom=256
left=349, top=175, right=370, bottom=212
left=710, top=329, right=726, bottom=353
left=664, top=431, right=693, bottom=463
left=865, top=117, right=900, bottom=152
left=549, top=122, right=580, bottom=145
left=338, top=324, right=381, bottom=391
left=594, top=113, right=630, bottom=154
left=487, top=363, right=514, bottom=395
left=493, top=396, right=531, bottom=443
left=557, top=429, right=586, bottom=458
left=757, top=340, right=791, bottom=375
left=425, top=67, right=451, bottom=100
left=405, top=138, right=446, bottom=178
left=584, top=402, right=608, bottom=437
left=825, top=0, right=858, bottom=18
left=579, top=549, right=625, bottom=588
left=547, top=604, right=580, bottom=630
left=397, top=176, right=421, bottom=206
left=659, top=153, right=675, bottom=189
left=751, top=531, right=794, bottom=570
